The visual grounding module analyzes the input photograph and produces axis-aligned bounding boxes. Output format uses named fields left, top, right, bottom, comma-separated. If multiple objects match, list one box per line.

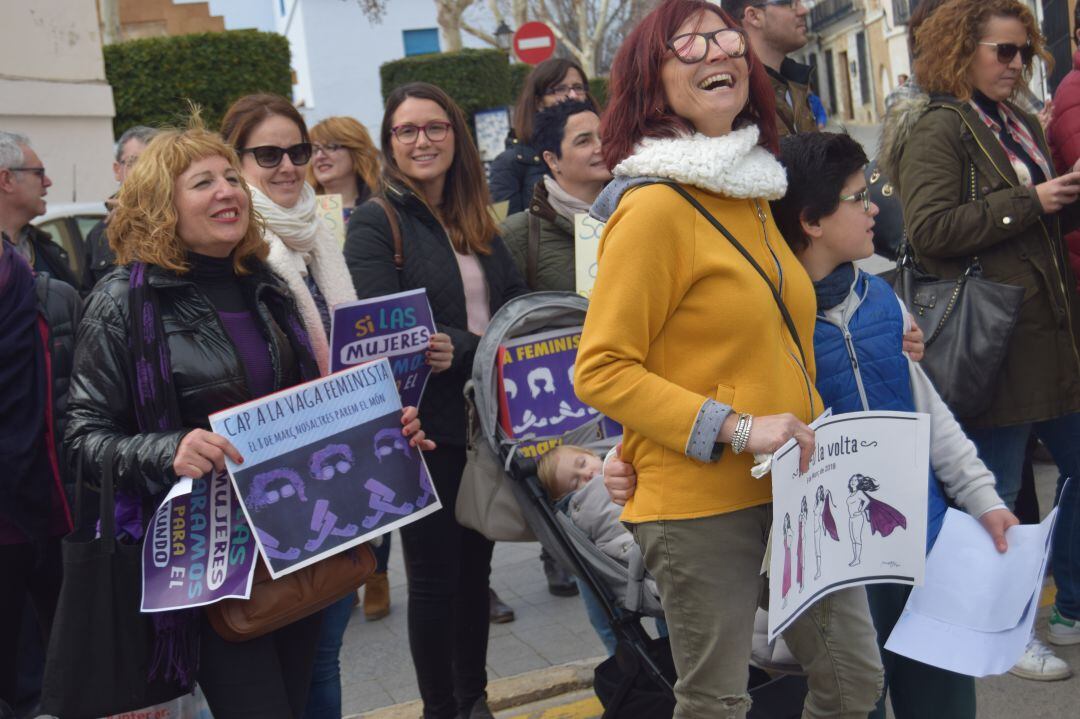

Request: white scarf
left=252, top=183, right=357, bottom=376
left=543, top=175, right=593, bottom=222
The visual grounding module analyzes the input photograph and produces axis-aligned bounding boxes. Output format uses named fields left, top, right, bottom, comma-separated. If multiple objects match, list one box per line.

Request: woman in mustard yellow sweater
left=574, top=2, right=883, bottom=717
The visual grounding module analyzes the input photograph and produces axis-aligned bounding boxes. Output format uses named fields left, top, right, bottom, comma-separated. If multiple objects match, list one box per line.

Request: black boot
left=489, top=588, right=515, bottom=624
left=541, top=547, right=578, bottom=597
left=459, top=692, right=495, bottom=719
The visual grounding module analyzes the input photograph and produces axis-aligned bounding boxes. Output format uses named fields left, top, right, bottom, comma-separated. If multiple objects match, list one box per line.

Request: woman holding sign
left=309, top=115, right=380, bottom=224
left=573, top=2, right=883, bottom=717
left=345, top=82, right=529, bottom=719
left=63, top=117, right=431, bottom=719
left=221, top=94, right=436, bottom=719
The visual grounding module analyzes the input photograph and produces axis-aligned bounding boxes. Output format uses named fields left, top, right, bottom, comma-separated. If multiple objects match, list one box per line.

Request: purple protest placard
left=330, top=289, right=435, bottom=410
left=497, top=326, right=620, bottom=458
left=141, top=470, right=257, bottom=612
left=210, top=358, right=441, bottom=579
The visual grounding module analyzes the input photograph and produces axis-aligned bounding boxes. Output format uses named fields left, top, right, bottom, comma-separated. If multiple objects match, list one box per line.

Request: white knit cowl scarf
left=250, top=183, right=357, bottom=376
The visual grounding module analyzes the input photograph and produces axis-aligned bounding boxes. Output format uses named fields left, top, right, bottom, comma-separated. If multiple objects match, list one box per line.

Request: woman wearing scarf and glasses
left=882, top=0, right=1080, bottom=681
left=573, top=2, right=883, bottom=717
left=219, top=94, right=438, bottom=718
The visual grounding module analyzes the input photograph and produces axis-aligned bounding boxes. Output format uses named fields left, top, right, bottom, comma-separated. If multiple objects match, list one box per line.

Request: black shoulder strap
left=526, top=211, right=541, bottom=291
left=649, top=181, right=810, bottom=372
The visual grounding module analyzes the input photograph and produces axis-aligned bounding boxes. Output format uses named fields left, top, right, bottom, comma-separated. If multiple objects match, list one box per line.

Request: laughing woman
left=573, top=2, right=883, bottom=717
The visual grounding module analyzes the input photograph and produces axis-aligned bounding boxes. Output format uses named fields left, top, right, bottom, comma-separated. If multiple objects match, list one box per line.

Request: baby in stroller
left=538, top=444, right=798, bottom=672
left=537, top=444, right=665, bottom=654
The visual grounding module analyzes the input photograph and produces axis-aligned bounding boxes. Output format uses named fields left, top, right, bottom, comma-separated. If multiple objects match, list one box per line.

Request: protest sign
left=141, top=470, right=258, bottom=612
left=767, top=411, right=930, bottom=641
left=330, top=289, right=435, bottom=410
left=496, top=325, right=618, bottom=458
left=210, top=358, right=441, bottom=579
left=574, top=213, right=604, bottom=299
left=316, top=193, right=346, bottom=246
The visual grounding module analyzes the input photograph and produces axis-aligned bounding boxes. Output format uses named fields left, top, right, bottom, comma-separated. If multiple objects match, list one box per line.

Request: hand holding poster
left=330, top=289, right=436, bottom=410
left=210, top=358, right=440, bottom=579
left=767, top=411, right=930, bottom=640
left=141, top=470, right=258, bottom=612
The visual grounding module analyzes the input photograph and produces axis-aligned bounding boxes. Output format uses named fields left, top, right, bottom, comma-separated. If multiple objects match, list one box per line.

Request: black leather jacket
left=344, top=185, right=529, bottom=446
left=84, top=217, right=117, bottom=288
left=64, top=262, right=315, bottom=495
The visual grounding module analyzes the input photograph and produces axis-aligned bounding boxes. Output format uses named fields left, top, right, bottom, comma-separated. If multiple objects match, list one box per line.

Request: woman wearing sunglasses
left=345, top=82, right=528, bottom=719
left=220, top=94, right=434, bottom=719
left=573, top=2, right=884, bottom=717
left=884, top=0, right=1080, bottom=682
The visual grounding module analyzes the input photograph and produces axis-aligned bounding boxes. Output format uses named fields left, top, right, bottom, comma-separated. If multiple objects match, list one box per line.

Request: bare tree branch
left=350, top=0, right=388, bottom=23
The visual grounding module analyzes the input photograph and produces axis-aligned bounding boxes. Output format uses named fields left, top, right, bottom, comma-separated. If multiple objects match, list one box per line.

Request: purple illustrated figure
left=247, top=468, right=308, bottom=560
left=813, top=484, right=839, bottom=579
left=797, top=497, right=807, bottom=592
left=846, top=473, right=907, bottom=567
left=309, top=442, right=354, bottom=480
left=305, top=443, right=362, bottom=551
left=782, top=512, right=793, bottom=609
left=373, top=426, right=433, bottom=507
left=361, top=478, right=415, bottom=529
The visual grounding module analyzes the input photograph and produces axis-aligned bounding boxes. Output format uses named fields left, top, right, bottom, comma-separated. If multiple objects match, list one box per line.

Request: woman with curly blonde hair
left=881, top=0, right=1080, bottom=685
left=308, top=116, right=380, bottom=223
left=65, top=117, right=430, bottom=718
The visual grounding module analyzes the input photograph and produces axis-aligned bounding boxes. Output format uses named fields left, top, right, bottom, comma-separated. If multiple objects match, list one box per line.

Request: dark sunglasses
left=667, top=28, right=748, bottom=65
left=978, top=41, right=1035, bottom=65
left=239, top=142, right=313, bottom=168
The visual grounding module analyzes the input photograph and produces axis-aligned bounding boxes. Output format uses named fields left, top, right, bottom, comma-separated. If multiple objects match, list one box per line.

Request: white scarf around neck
left=543, top=175, right=593, bottom=222
left=250, top=183, right=320, bottom=275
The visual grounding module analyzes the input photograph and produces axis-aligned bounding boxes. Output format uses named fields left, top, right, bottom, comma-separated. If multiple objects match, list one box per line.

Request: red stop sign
left=513, top=22, right=556, bottom=65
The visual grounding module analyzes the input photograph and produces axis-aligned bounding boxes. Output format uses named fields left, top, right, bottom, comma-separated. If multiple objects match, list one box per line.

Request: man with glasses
left=722, top=0, right=818, bottom=136
left=84, top=125, right=158, bottom=288
left=0, top=131, right=83, bottom=292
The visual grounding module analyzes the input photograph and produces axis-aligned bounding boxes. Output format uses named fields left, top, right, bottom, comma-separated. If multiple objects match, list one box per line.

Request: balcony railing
left=810, top=0, right=856, bottom=31
left=892, top=0, right=917, bottom=25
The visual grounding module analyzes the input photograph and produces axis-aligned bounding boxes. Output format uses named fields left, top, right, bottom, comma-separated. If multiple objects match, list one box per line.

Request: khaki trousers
left=634, top=504, right=883, bottom=719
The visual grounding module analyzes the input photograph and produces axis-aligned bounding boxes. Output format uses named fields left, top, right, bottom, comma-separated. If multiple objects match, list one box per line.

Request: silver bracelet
left=731, top=413, right=753, bottom=454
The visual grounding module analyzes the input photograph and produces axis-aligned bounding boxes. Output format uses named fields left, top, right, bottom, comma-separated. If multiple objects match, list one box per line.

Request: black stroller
left=466, top=293, right=808, bottom=718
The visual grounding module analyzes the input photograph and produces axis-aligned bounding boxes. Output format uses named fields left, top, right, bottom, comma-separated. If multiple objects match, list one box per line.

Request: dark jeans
left=303, top=594, right=354, bottom=719
left=374, top=531, right=391, bottom=573
left=965, top=412, right=1080, bottom=621
left=400, top=445, right=493, bottom=719
left=0, top=539, right=62, bottom=708
left=866, top=583, right=975, bottom=719
left=198, top=609, right=322, bottom=719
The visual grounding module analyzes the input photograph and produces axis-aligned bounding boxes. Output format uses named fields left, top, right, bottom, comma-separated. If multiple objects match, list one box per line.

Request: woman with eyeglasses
left=344, top=82, right=528, bottom=719
left=488, top=58, right=597, bottom=215
left=308, top=116, right=380, bottom=224
left=573, top=3, right=883, bottom=717
left=884, top=0, right=1080, bottom=683
left=220, top=94, right=435, bottom=719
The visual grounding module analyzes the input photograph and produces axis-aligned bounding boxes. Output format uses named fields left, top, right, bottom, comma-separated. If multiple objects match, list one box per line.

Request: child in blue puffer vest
left=770, top=132, right=1018, bottom=719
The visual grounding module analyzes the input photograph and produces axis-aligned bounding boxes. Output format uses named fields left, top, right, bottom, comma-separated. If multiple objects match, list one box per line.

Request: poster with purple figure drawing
left=767, top=411, right=930, bottom=641
left=330, top=288, right=435, bottom=411
left=209, top=357, right=440, bottom=579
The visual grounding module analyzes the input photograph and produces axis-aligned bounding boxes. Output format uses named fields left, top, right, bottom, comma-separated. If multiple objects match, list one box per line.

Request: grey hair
left=115, top=125, right=158, bottom=161
left=0, top=131, right=30, bottom=170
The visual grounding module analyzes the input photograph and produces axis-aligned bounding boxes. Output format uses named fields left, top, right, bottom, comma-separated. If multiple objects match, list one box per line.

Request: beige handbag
left=455, top=384, right=537, bottom=542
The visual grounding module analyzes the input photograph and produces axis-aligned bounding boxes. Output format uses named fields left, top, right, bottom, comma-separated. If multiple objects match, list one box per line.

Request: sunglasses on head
left=239, top=142, right=313, bottom=168
left=978, top=41, right=1035, bottom=65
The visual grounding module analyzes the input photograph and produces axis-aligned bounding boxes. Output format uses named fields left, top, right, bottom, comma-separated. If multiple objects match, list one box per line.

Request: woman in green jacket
left=884, top=0, right=1080, bottom=681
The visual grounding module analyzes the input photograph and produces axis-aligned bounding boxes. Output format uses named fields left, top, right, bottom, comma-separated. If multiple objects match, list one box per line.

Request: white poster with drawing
left=574, top=213, right=604, bottom=299
left=767, top=411, right=930, bottom=641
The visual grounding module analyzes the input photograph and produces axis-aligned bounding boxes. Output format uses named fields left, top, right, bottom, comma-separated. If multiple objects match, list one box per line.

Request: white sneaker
left=1048, top=605, right=1080, bottom=646
left=1009, top=638, right=1072, bottom=681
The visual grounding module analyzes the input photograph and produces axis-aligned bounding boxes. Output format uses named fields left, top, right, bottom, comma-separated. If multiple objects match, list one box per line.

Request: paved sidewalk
left=343, top=461, right=1078, bottom=718
left=340, top=539, right=610, bottom=715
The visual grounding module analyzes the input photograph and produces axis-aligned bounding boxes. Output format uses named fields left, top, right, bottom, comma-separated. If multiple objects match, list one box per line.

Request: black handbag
left=893, top=243, right=1024, bottom=418
left=40, top=443, right=191, bottom=719
left=865, top=160, right=905, bottom=262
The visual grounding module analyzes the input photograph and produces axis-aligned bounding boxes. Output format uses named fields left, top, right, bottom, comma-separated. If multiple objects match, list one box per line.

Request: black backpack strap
left=526, top=211, right=541, bottom=291
left=370, top=196, right=404, bottom=270
left=649, top=181, right=811, bottom=373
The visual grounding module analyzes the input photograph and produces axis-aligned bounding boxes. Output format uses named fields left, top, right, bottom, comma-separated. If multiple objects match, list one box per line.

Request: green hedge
left=380, top=50, right=608, bottom=126
left=380, top=49, right=511, bottom=124
left=105, top=30, right=291, bottom=137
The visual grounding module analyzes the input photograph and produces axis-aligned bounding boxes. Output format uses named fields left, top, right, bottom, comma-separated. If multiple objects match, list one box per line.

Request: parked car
left=31, top=201, right=107, bottom=282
